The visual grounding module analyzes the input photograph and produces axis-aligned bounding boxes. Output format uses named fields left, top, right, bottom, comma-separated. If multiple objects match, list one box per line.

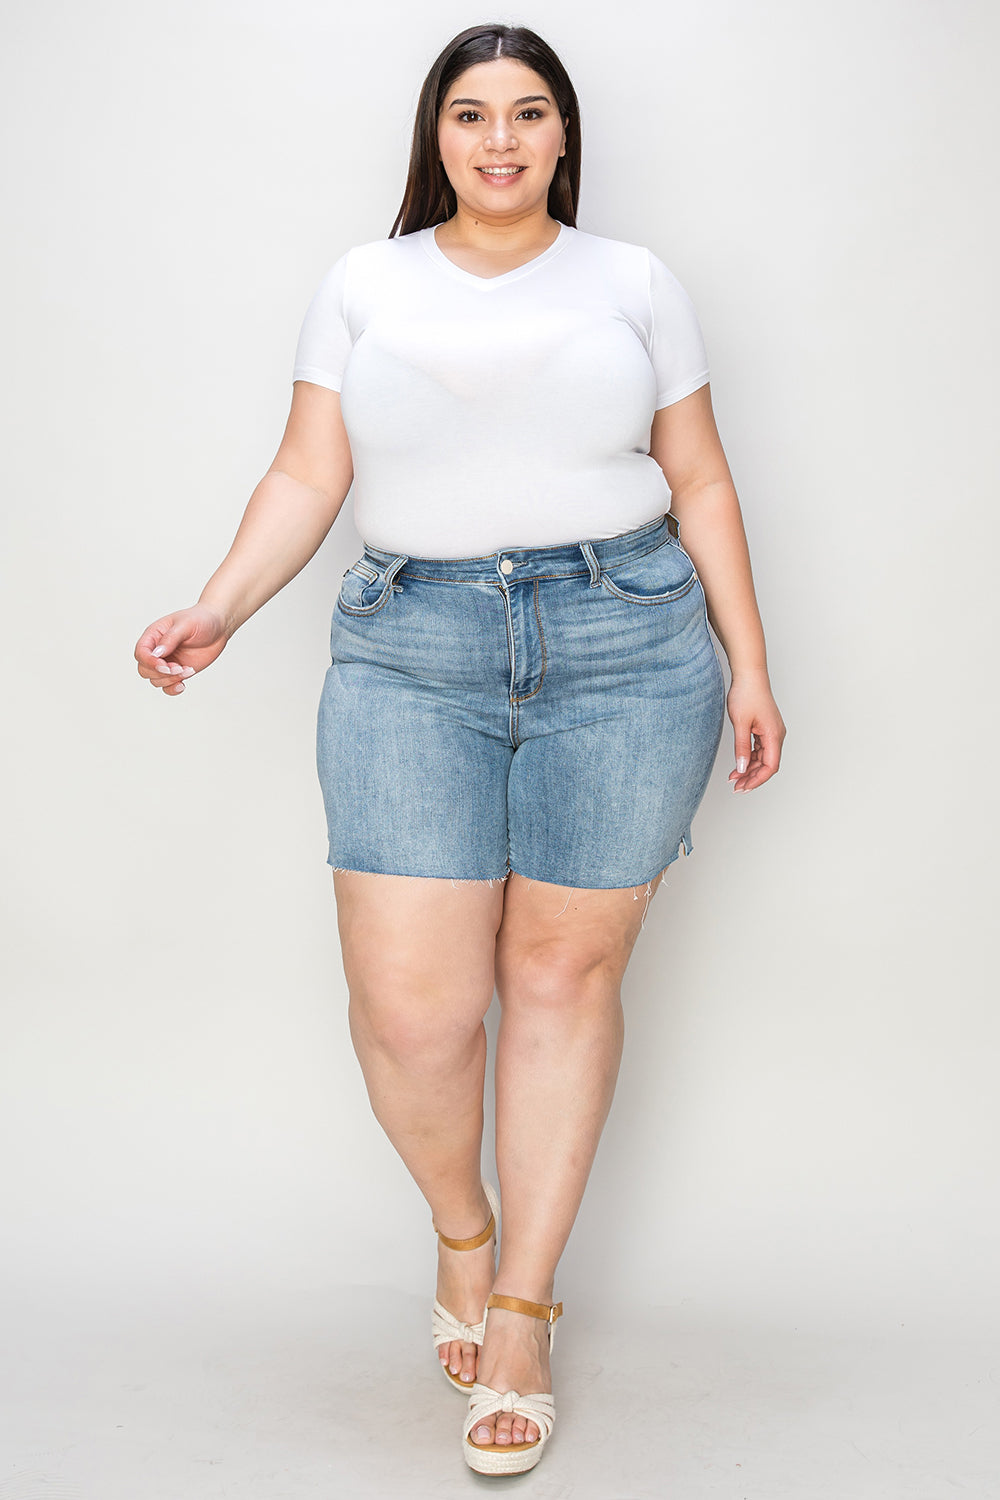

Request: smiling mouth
left=476, top=165, right=526, bottom=177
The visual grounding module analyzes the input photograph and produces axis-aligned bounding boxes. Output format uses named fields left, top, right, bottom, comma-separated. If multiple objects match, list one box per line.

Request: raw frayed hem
left=632, top=835, right=691, bottom=931
left=329, top=835, right=693, bottom=914
left=330, top=866, right=510, bottom=889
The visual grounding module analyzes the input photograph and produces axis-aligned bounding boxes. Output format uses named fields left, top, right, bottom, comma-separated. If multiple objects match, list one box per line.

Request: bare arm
left=650, top=385, right=786, bottom=790
left=135, top=382, right=353, bottom=694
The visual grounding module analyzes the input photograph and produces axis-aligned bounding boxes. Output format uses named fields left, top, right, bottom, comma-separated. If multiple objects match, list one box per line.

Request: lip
left=475, top=165, right=527, bottom=182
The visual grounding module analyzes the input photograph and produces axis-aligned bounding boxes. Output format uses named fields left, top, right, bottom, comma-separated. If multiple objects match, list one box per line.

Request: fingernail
left=181, top=667, right=195, bottom=677
left=152, top=645, right=165, bottom=657
left=172, top=682, right=185, bottom=693
left=737, top=757, right=748, bottom=773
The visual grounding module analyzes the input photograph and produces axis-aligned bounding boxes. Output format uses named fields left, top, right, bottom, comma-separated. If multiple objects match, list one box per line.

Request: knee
left=495, top=940, right=627, bottom=1016
left=347, top=960, right=489, bottom=1070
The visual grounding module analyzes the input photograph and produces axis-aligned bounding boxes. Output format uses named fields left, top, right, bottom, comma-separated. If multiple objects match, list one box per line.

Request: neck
left=439, top=204, right=560, bottom=252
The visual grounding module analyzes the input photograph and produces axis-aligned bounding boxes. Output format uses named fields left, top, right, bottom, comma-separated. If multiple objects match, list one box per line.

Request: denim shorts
left=317, top=514, right=725, bottom=889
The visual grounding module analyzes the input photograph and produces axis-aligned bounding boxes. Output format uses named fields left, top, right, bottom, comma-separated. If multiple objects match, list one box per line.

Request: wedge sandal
left=462, top=1293, right=563, bottom=1475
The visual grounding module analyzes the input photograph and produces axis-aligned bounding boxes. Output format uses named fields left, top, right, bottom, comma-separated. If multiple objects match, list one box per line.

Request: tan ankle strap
left=434, top=1209, right=496, bottom=1253
left=486, top=1293, right=563, bottom=1325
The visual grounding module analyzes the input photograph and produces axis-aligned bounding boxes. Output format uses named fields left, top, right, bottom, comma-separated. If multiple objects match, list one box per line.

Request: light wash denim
left=317, top=514, right=725, bottom=888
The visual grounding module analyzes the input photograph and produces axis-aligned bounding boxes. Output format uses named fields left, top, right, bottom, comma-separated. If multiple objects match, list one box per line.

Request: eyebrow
left=447, top=95, right=552, bottom=108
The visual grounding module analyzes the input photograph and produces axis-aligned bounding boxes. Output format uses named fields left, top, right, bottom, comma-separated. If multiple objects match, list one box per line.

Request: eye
left=456, top=110, right=483, bottom=123
left=516, top=108, right=544, bottom=120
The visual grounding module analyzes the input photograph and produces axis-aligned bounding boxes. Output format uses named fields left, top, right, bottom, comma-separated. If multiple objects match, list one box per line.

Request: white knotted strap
left=463, top=1384, right=557, bottom=1445
left=432, top=1300, right=487, bottom=1351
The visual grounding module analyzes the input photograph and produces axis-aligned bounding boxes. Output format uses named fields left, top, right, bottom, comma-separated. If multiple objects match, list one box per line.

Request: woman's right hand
left=134, top=605, right=230, bottom=696
left=134, top=385, right=354, bottom=697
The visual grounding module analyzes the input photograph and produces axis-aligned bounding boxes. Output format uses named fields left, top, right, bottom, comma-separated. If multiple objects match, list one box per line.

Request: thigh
left=334, top=871, right=507, bottom=1022
left=494, top=870, right=664, bottom=997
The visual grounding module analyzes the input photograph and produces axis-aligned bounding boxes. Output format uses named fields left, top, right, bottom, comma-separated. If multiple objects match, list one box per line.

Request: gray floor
left=2, top=1284, right=996, bottom=1500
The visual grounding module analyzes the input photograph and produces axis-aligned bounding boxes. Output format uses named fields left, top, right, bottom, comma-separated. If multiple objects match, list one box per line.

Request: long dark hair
left=390, top=24, right=581, bottom=237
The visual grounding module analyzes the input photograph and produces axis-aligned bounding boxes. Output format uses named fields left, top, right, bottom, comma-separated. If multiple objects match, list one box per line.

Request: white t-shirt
left=293, top=223, right=709, bottom=557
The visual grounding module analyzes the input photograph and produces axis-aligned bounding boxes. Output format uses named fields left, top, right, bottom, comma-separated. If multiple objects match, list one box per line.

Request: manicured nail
left=181, top=667, right=195, bottom=677
left=474, top=1426, right=490, bottom=1443
left=461, top=1371, right=473, bottom=1381
left=737, top=756, right=748, bottom=773
left=152, top=645, right=165, bottom=657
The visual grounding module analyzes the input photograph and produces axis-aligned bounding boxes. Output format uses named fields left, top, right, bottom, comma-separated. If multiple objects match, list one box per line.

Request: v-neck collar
left=421, top=223, right=571, bottom=290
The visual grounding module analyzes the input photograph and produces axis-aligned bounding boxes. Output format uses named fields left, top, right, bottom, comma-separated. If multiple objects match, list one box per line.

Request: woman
left=135, top=23, right=785, bottom=1476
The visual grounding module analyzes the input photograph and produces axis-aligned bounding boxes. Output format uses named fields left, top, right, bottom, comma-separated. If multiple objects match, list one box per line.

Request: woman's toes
left=471, top=1417, right=495, bottom=1446
left=494, top=1413, right=514, bottom=1446
left=459, top=1340, right=477, bottom=1384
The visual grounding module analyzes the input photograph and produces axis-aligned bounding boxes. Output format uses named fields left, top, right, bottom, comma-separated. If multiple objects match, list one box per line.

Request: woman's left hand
left=726, top=670, right=786, bottom=792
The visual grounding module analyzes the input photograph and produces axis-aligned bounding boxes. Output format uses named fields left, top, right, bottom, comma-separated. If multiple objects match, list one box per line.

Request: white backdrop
left=3, top=0, right=997, bottom=1355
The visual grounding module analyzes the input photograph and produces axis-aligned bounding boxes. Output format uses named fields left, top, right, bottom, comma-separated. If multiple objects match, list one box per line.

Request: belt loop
left=385, top=553, right=409, bottom=587
left=579, top=540, right=601, bottom=587
left=666, top=512, right=680, bottom=541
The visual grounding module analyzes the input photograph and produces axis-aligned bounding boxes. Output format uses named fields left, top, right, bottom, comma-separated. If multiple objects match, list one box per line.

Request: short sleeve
left=292, top=252, right=352, bottom=392
left=647, top=251, right=710, bottom=409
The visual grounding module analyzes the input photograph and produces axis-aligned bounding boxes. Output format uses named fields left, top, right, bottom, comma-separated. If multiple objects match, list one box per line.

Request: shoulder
left=563, top=226, right=655, bottom=275
left=333, top=230, right=431, bottom=276
left=563, top=228, right=696, bottom=313
left=302, top=233, right=430, bottom=314
left=562, top=227, right=691, bottom=297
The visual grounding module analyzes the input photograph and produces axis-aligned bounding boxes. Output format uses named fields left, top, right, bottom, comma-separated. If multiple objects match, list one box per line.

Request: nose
left=483, top=119, right=518, bottom=151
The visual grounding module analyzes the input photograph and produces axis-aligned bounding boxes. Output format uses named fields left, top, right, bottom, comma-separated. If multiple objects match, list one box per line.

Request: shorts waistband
left=363, top=513, right=680, bottom=584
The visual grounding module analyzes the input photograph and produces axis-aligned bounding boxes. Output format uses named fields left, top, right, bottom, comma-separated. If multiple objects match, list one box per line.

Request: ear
left=560, top=115, right=569, bottom=157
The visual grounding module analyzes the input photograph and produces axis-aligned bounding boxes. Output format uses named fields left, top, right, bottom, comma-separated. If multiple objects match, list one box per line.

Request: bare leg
left=333, top=870, right=506, bottom=1384
left=468, top=870, right=663, bottom=1449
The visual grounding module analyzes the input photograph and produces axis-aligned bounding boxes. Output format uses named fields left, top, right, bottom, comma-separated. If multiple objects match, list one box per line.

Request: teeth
left=479, top=166, right=524, bottom=175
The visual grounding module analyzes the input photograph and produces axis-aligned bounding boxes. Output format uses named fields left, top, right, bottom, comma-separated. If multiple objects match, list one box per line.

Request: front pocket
left=599, top=538, right=697, bottom=605
left=337, top=558, right=395, bottom=616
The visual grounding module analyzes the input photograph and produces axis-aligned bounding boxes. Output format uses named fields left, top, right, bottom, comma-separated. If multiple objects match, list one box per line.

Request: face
left=437, top=58, right=567, bottom=220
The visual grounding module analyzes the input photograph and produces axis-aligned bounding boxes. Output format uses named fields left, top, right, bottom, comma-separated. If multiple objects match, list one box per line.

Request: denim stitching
left=496, top=583, right=519, bottom=749
left=599, top=540, right=696, bottom=605
left=400, top=546, right=671, bottom=585
left=338, top=554, right=408, bottom=616
left=511, top=578, right=548, bottom=704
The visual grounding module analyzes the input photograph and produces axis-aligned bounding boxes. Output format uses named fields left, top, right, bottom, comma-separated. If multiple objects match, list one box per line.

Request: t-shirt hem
left=655, top=371, right=710, bottom=410
left=292, top=366, right=343, bottom=393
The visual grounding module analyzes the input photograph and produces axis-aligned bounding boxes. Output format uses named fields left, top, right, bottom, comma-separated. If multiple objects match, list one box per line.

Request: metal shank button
left=499, top=559, right=514, bottom=575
